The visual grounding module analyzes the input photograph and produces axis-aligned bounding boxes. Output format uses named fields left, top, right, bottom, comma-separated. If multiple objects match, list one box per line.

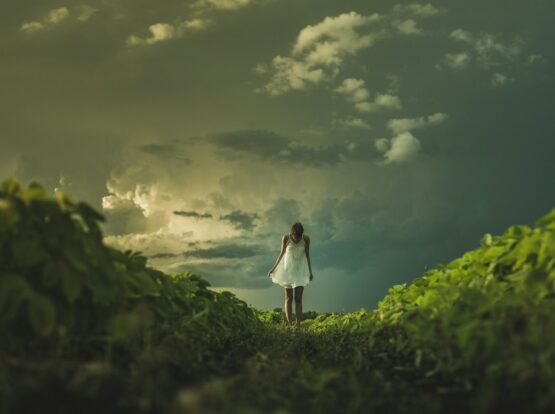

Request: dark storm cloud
left=208, top=129, right=289, bottom=157
left=147, top=240, right=273, bottom=288
left=149, top=241, right=264, bottom=260
left=207, top=129, right=382, bottom=165
left=173, top=210, right=213, bottom=218
left=139, top=144, right=192, bottom=164
left=261, top=197, right=302, bottom=235
left=149, top=252, right=178, bottom=259
left=186, top=243, right=263, bottom=259
left=219, top=209, right=259, bottom=230
left=173, top=260, right=269, bottom=289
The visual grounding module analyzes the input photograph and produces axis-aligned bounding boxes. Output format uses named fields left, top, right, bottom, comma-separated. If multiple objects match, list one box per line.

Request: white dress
left=270, top=235, right=311, bottom=288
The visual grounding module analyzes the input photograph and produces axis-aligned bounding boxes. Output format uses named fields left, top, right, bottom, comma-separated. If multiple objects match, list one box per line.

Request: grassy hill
left=1, top=178, right=554, bottom=414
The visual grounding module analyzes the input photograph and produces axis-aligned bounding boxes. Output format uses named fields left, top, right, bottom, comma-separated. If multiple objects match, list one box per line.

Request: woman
left=267, top=222, right=314, bottom=331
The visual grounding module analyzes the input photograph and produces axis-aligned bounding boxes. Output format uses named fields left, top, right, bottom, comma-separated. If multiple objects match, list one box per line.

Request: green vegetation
left=1, top=178, right=554, bottom=414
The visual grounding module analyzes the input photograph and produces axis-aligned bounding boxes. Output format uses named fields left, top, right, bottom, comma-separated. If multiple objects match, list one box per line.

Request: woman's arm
left=304, top=235, right=313, bottom=278
left=268, top=234, right=287, bottom=275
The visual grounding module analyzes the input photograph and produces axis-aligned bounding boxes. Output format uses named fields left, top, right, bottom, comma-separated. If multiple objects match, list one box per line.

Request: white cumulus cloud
left=394, top=19, right=421, bottom=35
left=127, top=18, right=211, bottom=46
left=437, top=28, right=526, bottom=86
left=392, top=3, right=442, bottom=17
left=382, top=131, right=421, bottom=164
left=20, top=7, right=70, bottom=32
left=256, top=4, right=442, bottom=97
left=191, top=0, right=253, bottom=11
left=355, top=93, right=402, bottom=113
left=374, top=112, right=448, bottom=165
left=387, top=112, right=447, bottom=134
left=257, top=11, right=386, bottom=96
left=334, top=78, right=402, bottom=113
left=491, top=72, right=515, bottom=87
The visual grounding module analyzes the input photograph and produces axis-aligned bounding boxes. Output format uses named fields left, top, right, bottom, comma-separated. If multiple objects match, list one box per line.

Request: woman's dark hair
left=290, top=222, right=304, bottom=240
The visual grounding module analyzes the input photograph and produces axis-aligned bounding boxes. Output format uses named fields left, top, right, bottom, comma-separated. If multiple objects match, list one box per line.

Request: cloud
left=255, top=5, right=442, bottom=97
left=391, top=3, right=442, bottom=17
left=292, top=12, right=382, bottom=56
left=19, top=5, right=98, bottom=33
left=145, top=236, right=272, bottom=289
left=389, top=3, right=443, bottom=35
left=252, top=3, right=441, bottom=104
left=332, top=117, right=371, bottom=130
left=355, top=93, right=402, bottom=113
left=126, top=0, right=262, bottom=47
left=171, top=258, right=269, bottom=288
left=437, top=28, right=525, bottom=83
left=491, top=72, right=515, bottom=87
left=381, top=131, right=421, bottom=164
left=20, top=7, right=70, bottom=32
left=257, top=198, right=302, bottom=236
left=138, top=143, right=192, bottom=163
left=191, top=0, right=254, bottom=12
left=374, top=137, right=390, bottom=153
left=334, top=77, right=402, bottom=113
left=386, top=74, right=400, bottom=92
left=334, top=78, right=370, bottom=102
left=209, top=129, right=289, bottom=159
left=526, top=54, right=547, bottom=66
left=173, top=210, right=213, bottom=218
left=450, top=29, right=523, bottom=69
left=127, top=19, right=211, bottom=46
left=441, top=52, right=471, bottom=69
left=219, top=210, right=259, bottom=231
left=394, top=19, right=421, bottom=35
left=386, top=112, right=448, bottom=134
left=102, top=181, right=155, bottom=216
left=76, top=5, right=98, bottom=22
left=104, top=230, right=195, bottom=256
left=256, top=11, right=385, bottom=95
left=372, top=112, right=448, bottom=165
left=207, top=129, right=368, bottom=165
left=186, top=243, right=263, bottom=259
left=128, top=0, right=259, bottom=46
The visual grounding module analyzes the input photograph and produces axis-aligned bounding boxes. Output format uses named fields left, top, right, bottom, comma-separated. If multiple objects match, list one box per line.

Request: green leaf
left=0, top=178, right=21, bottom=196
left=0, top=199, right=20, bottom=232
left=21, top=184, right=49, bottom=204
left=60, top=262, right=83, bottom=303
left=41, top=262, right=60, bottom=288
left=77, top=202, right=106, bottom=223
left=480, top=233, right=493, bottom=247
left=27, top=293, right=55, bottom=336
left=55, top=191, right=76, bottom=212
left=124, top=270, right=160, bottom=298
left=11, top=236, right=48, bottom=269
left=535, top=208, right=555, bottom=229
left=0, top=275, right=32, bottom=324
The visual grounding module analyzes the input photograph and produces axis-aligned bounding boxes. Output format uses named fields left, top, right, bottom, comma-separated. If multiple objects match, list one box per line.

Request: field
left=1, top=178, right=555, bottom=414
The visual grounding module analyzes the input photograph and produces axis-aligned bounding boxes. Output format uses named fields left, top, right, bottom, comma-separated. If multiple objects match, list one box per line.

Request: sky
left=1, top=0, right=554, bottom=312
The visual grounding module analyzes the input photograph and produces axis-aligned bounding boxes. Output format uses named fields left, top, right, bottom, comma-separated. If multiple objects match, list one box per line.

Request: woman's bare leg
left=294, top=286, right=304, bottom=329
left=284, top=287, right=293, bottom=326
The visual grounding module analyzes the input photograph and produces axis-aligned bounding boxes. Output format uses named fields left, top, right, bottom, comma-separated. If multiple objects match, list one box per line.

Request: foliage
left=0, top=178, right=262, bottom=413
left=1, top=178, right=555, bottom=414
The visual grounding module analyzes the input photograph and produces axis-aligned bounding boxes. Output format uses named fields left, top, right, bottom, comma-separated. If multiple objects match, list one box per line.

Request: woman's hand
left=309, top=273, right=314, bottom=281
